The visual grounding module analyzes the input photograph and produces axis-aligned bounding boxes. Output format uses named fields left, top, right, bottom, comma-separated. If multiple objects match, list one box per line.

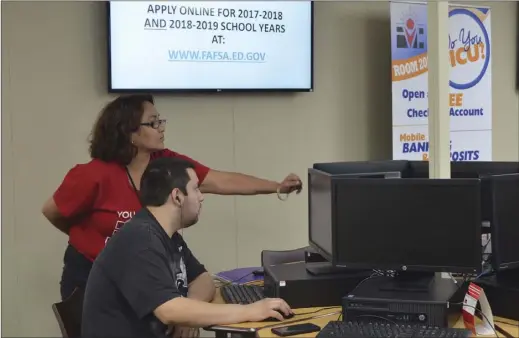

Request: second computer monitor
left=308, top=168, right=401, bottom=262
left=408, top=160, right=519, bottom=179
left=313, top=160, right=409, bottom=176
left=327, top=178, right=482, bottom=274
left=308, top=169, right=334, bottom=261
left=486, top=174, right=519, bottom=271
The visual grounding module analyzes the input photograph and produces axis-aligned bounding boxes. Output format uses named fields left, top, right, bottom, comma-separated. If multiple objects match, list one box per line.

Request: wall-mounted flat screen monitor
left=107, top=1, right=314, bottom=92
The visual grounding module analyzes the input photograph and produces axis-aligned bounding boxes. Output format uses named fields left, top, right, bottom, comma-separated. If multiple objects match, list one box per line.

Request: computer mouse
left=263, top=310, right=295, bottom=322
left=281, top=311, right=295, bottom=320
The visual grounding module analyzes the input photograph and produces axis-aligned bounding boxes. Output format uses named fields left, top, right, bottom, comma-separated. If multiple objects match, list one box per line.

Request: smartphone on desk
left=271, top=323, right=321, bottom=337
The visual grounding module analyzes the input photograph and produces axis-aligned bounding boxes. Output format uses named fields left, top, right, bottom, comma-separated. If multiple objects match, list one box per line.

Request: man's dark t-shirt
left=81, top=208, right=207, bottom=338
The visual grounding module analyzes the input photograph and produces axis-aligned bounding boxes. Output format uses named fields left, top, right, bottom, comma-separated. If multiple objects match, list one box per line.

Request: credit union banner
left=390, top=2, right=491, bottom=161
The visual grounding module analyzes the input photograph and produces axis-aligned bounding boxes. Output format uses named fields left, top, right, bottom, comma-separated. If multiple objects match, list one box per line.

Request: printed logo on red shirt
left=104, top=210, right=136, bottom=244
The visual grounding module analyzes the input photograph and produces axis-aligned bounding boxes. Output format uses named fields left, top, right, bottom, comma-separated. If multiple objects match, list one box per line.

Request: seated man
left=81, top=157, right=293, bottom=338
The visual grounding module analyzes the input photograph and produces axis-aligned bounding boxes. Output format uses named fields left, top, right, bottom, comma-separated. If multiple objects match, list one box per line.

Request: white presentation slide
left=108, top=1, right=313, bottom=91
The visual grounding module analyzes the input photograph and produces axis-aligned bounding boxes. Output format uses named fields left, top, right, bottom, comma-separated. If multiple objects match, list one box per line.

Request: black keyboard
left=317, top=321, right=472, bottom=338
left=220, top=284, right=265, bottom=305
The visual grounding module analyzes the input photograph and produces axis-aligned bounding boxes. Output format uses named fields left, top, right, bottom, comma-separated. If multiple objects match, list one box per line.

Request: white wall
left=1, top=1, right=518, bottom=336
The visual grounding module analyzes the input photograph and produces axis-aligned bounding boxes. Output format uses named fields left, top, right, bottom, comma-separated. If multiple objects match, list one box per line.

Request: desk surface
left=210, top=289, right=519, bottom=337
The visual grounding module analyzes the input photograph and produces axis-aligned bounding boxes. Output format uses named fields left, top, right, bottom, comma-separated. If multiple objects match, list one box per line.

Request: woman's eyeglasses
left=140, top=119, right=167, bottom=129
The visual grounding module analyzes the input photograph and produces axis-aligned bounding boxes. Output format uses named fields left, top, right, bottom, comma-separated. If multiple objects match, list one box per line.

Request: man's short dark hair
left=89, top=94, right=154, bottom=165
left=140, top=158, right=195, bottom=207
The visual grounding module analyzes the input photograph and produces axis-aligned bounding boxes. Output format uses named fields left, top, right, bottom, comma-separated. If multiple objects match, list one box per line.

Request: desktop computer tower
left=263, top=262, right=371, bottom=308
left=342, top=275, right=461, bottom=328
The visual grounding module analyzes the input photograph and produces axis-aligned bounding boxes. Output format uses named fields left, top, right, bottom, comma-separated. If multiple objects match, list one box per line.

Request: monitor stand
left=378, top=272, right=435, bottom=293
left=306, top=262, right=368, bottom=276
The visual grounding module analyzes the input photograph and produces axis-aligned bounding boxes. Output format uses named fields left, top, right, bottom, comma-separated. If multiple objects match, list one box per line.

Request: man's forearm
left=155, top=298, right=248, bottom=327
left=188, top=288, right=215, bottom=302
left=188, top=273, right=216, bottom=302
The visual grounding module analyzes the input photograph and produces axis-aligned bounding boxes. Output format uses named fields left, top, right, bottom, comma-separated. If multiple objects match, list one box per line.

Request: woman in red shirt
left=42, top=94, right=302, bottom=300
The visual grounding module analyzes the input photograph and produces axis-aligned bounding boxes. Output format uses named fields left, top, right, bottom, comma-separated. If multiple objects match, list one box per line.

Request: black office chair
left=52, top=287, right=83, bottom=338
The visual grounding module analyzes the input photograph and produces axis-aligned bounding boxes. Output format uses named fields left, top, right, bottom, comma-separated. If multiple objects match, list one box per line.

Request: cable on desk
left=476, top=315, right=516, bottom=338
left=490, top=322, right=514, bottom=338
left=495, top=319, right=518, bottom=326
left=215, top=272, right=257, bottom=288
left=296, top=306, right=340, bottom=316
left=347, top=271, right=385, bottom=296
left=449, top=302, right=499, bottom=338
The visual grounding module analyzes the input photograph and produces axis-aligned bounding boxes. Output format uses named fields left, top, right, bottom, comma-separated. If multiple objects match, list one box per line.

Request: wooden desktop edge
left=205, top=309, right=341, bottom=333
left=206, top=289, right=519, bottom=337
left=204, top=289, right=341, bottom=333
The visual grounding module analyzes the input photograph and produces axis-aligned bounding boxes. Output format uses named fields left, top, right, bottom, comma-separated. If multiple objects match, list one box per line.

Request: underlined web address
left=168, top=50, right=267, bottom=63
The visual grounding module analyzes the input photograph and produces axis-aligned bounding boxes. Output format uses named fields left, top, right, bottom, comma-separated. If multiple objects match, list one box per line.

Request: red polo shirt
left=53, top=149, right=210, bottom=261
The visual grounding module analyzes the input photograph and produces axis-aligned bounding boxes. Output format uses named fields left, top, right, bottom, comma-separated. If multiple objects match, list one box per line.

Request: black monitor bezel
left=330, top=178, right=483, bottom=274
left=307, top=168, right=334, bottom=263
left=307, top=168, right=403, bottom=266
left=408, top=160, right=519, bottom=179
left=106, top=1, right=315, bottom=93
left=313, top=160, right=409, bottom=177
left=486, top=173, right=519, bottom=271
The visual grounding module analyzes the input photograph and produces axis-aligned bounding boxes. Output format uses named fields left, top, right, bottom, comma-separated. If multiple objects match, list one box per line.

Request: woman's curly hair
left=89, top=94, right=154, bottom=165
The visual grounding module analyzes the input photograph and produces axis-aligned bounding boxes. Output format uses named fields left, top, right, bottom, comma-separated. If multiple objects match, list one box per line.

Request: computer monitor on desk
left=484, top=174, right=519, bottom=274
left=474, top=174, right=519, bottom=321
left=308, top=174, right=483, bottom=292
left=307, top=168, right=402, bottom=275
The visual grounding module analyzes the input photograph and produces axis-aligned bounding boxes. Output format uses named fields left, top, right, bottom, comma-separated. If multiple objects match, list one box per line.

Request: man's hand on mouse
left=279, top=173, right=303, bottom=194
left=244, top=298, right=293, bottom=322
